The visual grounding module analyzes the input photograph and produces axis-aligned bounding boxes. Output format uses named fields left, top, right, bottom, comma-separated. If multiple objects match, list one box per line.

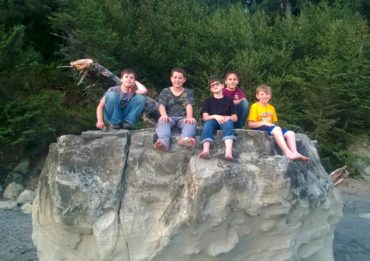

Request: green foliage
left=0, top=0, right=369, bottom=178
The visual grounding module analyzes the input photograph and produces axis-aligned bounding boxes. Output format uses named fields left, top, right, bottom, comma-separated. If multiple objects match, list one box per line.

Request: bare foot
left=177, top=137, right=196, bottom=148
left=154, top=140, right=168, bottom=152
left=225, top=153, right=233, bottom=161
left=199, top=151, right=211, bottom=159
left=285, top=153, right=301, bottom=160
left=297, top=154, right=310, bottom=161
left=286, top=153, right=310, bottom=161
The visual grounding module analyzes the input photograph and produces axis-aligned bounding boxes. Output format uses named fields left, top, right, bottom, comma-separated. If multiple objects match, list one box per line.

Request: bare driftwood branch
left=69, top=59, right=160, bottom=125
left=329, top=165, right=349, bottom=186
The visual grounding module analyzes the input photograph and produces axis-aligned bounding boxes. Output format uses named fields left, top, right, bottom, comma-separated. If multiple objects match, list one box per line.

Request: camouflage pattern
left=158, top=87, right=194, bottom=117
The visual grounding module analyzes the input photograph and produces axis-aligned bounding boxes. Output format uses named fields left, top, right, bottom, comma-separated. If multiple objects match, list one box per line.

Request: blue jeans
left=103, top=92, right=146, bottom=125
left=155, top=117, right=196, bottom=147
left=235, top=100, right=249, bottom=128
left=200, top=119, right=235, bottom=144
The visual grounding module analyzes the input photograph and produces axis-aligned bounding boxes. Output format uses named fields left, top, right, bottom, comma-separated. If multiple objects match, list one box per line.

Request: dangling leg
left=284, top=131, right=310, bottom=161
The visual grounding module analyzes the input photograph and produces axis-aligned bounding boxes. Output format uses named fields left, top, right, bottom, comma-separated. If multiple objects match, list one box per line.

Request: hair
left=224, top=71, right=239, bottom=80
left=121, top=69, right=137, bottom=79
left=256, top=84, right=272, bottom=94
left=171, top=67, right=187, bottom=78
left=208, top=75, right=222, bottom=87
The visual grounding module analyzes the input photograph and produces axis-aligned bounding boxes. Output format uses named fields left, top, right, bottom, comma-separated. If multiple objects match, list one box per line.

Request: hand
left=214, top=115, right=229, bottom=124
left=160, top=116, right=170, bottom=123
left=96, top=121, right=105, bottom=129
left=70, top=59, right=93, bottom=71
left=263, top=122, right=274, bottom=127
left=185, top=117, right=196, bottom=124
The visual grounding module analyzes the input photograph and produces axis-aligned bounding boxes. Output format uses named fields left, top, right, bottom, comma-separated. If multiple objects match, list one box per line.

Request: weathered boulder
left=17, top=189, right=36, bottom=205
left=0, top=200, right=17, bottom=210
left=32, top=129, right=343, bottom=261
left=3, top=182, right=24, bottom=199
left=348, top=134, right=370, bottom=181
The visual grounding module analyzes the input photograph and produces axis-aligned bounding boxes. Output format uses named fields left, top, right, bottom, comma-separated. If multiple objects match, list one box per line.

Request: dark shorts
left=252, top=125, right=289, bottom=135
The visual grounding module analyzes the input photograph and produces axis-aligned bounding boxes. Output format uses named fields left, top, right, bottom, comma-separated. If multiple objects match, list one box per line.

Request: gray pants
left=155, top=117, right=196, bottom=147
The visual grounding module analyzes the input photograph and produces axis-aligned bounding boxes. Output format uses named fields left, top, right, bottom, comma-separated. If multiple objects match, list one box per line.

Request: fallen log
left=69, top=59, right=160, bottom=125
left=329, top=165, right=349, bottom=186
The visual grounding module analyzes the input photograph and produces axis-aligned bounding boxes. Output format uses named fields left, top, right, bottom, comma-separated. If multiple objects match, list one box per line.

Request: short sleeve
left=248, top=103, right=258, bottom=121
left=158, top=88, right=169, bottom=106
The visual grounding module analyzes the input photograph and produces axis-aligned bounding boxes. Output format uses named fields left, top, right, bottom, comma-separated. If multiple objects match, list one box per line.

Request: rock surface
left=348, top=134, right=370, bottom=181
left=17, top=189, right=36, bottom=205
left=32, top=129, right=343, bottom=261
left=3, top=182, right=24, bottom=199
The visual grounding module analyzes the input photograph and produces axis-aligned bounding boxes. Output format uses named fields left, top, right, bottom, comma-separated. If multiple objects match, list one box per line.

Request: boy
left=154, top=67, right=197, bottom=152
left=199, top=76, right=237, bottom=160
left=223, top=71, right=249, bottom=128
left=96, top=69, right=147, bottom=130
left=248, top=84, right=309, bottom=161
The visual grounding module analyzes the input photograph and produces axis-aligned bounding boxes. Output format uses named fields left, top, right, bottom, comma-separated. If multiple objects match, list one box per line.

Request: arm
left=248, top=120, right=274, bottom=128
left=185, top=104, right=196, bottom=124
left=135, top=80, right=148, bottom=95
left=96, top=97, right=105, bottom=129
left=230, top=113, right=238, bottom=122
left=158, top=104, right=170, bottom=123
left=203, top=113, right=230, bottom=124
left=234, top=97, right=246, bottom=105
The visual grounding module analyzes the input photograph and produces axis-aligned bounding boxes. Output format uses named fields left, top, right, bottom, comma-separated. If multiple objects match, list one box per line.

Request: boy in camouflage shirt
left=154, top=68, right=197, bottom=152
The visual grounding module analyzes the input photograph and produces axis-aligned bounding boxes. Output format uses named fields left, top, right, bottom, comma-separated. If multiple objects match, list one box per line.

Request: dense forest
left=0, top=0, right=369, bottom=186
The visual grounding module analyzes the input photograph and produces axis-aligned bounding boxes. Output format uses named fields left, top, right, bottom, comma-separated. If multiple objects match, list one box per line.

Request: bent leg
left=177, top=118, right=197, bottom=147
left=284, top=130, right=310, bottom=161
left=234, top=100, right=249, bottom=128
left=200, top=120, right=218, bottom=144
left=221, top=120, right=235, bottom=160
left=104, top=91, right=123, bottom=125
left=271, top=127, right=300, bottom=160
left=155, top=117, right=175, bottom=148
left=122, top=94, right=146, bottom=125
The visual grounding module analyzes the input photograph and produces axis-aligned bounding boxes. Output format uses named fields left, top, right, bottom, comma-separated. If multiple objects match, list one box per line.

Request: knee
left=132, top=94, right=146, bottom=103
left=284, top=130, right=295, bottom=138
left=272, top=126, right=282, bottom=135
left=105, top=91, right=119, bottom=101
left=240, top=100, right=249, bottom=107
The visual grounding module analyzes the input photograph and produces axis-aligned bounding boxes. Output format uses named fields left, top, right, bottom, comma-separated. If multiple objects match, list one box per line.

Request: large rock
left=32, top=129, right=343, bottom=261
left=3, top=182, right=24, bottom=199
left=348, top=134, right=370, bottom=181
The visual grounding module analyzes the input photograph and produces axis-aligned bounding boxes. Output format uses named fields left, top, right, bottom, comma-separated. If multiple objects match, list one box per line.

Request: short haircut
left=224, top=71, right=239, bottom=80
left=256, top=84, right=272, bottom=94
left=121, top=69, right=137, bottom=79
left=171, top=67, right=187, bottom=78
left=208, top=75, right=222, bottom=87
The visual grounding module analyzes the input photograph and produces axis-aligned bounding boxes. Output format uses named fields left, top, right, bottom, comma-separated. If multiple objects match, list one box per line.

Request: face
left=121, top=73, right=136, bottom=87
left=209, top=81, right=223, bottom=93
left=256, top=90, right=271, bottom=104
left=170, top=71, right=186, bottom=88
left=225, top=73, right=239, bottom=90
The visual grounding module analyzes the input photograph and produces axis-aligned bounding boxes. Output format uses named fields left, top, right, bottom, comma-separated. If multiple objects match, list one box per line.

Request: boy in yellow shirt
left=248, top=84, right=309, bottom=161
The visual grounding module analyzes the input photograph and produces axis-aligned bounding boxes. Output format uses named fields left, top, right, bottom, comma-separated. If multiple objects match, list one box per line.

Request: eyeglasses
left=210, top=82, right=222, bottom=88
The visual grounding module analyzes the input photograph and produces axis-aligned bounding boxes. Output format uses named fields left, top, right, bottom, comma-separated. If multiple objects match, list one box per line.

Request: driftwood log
left=69, top=59, right=160, bottom=125
left=329, top=165, right=349, bottom=186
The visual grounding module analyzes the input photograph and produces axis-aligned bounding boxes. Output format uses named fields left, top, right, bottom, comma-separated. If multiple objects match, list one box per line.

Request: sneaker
left=120, top=121, right=132, bottom=130
left=109, top=124, right=121, bottom=129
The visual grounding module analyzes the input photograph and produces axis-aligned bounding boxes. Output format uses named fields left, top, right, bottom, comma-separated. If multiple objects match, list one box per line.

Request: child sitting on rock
left=222, top=71, right=249, bottom=128
left=154, top=68, right=197, bottom=152
left=248, top=84, right=309, bottom=161
left=199, top=76, right=237, bottom=160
